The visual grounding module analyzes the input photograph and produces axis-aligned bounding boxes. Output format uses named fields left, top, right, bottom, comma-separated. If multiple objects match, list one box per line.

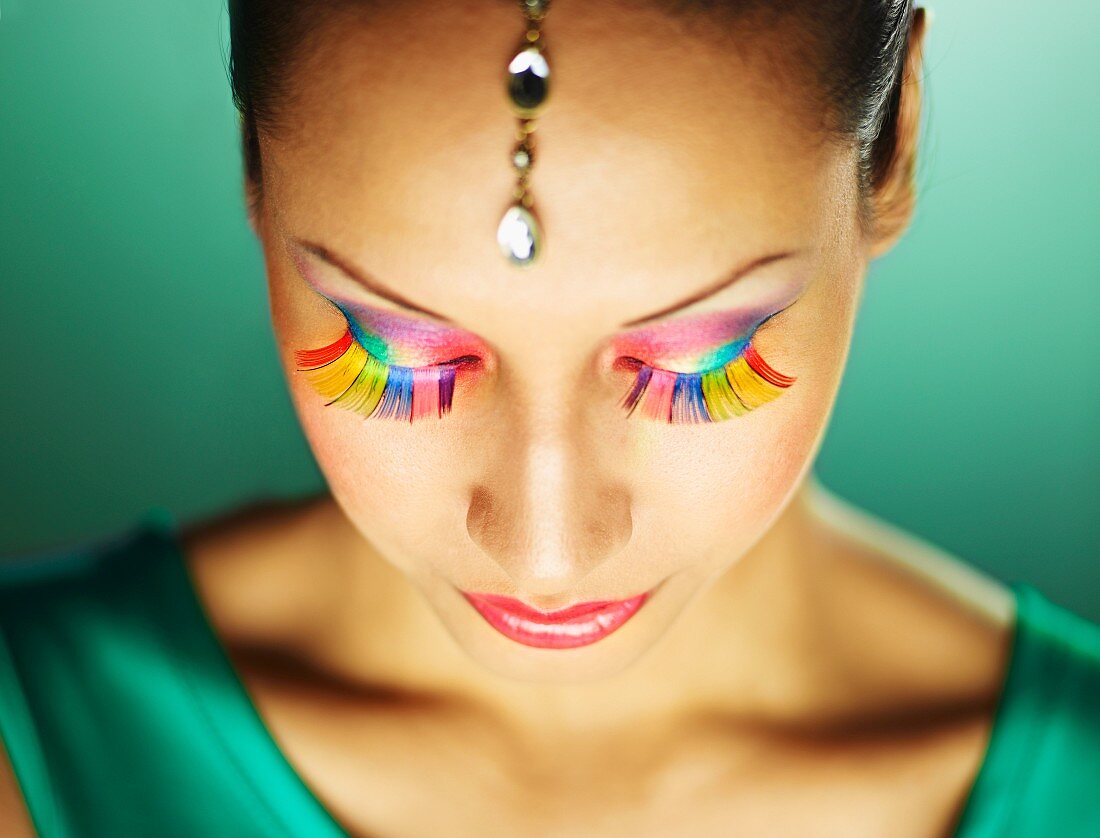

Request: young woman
left=2, top=1, right=1097, bottom=835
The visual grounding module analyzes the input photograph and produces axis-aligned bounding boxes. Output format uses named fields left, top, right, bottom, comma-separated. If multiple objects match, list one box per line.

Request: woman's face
left=255, top=1, right=875, bottom=682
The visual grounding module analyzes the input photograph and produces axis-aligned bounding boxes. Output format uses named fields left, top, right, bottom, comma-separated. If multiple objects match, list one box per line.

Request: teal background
left=2, top=2, right=1097, bottom=618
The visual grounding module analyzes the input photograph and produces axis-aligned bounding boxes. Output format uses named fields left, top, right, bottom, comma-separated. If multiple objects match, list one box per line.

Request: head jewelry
left=497, top=0, right=551, bottom=266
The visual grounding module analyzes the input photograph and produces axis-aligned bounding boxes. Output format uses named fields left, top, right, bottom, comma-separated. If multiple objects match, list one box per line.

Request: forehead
left=261, top=0, right=857, bottom=329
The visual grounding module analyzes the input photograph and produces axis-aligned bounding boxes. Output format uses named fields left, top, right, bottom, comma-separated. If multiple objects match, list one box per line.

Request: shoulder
left=0, top=518, right=171, bottom=636
left=0, top=520, right=170, bottom=838
left=799, top=482, right=1100, bottom=832
left=953, top=582, right=1100, bottom=836
left=0, top=515, right=167, bottom=630
left=0, top=500, right=330, bottom=836
left=804, top=480, right=1016, bottom=627
left=1010, top=582, right=1100, bottom=766
left=0, top=735, right=34, bottom=836
left=1015, top=580, right=1100, bottom=664
left=172, top=492, right=353, bottom=648
left=0, top=521, right=160, bottom=631
left=798, top=480, right=1017, bottom=713
left=0, top=504, right=291, bottom=836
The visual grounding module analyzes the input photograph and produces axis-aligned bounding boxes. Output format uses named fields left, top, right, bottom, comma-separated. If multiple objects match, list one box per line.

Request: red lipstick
left=461, top=590, right=651, bottom=649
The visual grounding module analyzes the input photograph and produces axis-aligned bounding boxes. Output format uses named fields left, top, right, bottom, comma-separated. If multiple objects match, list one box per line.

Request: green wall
left=2, top=2, right=1097, bottom=618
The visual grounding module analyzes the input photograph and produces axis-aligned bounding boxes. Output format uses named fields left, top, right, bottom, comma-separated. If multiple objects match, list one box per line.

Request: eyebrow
left=620, top=249, right=802, bottom=328
left=292, top=238, right=458, bottom=324
left=291, top=236, right=800, bottom=330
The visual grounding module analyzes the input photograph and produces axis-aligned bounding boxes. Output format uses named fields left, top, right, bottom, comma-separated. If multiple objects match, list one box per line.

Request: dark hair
left=227, top=0, right=920, bottom=230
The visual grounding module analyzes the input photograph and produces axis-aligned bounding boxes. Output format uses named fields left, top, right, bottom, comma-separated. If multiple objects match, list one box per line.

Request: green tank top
left=1, top=509, right=1098, bottom=837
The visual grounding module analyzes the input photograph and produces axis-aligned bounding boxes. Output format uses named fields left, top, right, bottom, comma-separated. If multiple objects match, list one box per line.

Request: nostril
left=465, top=472, right=634, bottom=597
left=466, top=484, right=505, bottom=554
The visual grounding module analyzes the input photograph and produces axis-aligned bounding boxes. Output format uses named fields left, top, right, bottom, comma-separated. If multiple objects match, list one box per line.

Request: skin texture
left=0, top=2, right=1018, bottom=836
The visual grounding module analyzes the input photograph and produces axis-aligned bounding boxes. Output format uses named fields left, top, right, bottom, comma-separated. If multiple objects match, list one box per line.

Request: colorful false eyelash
left=295, top=327, right=457, bottom=422
left=621, top=339, right=795, bottom=424
left=297, top=307, right=794, bottom=425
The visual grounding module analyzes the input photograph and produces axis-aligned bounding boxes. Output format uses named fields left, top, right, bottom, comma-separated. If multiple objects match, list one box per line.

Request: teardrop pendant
left=497, top=203, right=541, bottom=266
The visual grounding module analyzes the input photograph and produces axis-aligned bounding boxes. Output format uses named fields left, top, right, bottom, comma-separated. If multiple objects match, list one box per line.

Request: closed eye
left=294, top=327, right=471, bottom=422
left=619, top=335, right=795, bottom=425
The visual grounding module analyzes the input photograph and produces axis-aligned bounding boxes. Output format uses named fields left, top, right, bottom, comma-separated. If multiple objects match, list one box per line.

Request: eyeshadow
left=613, top=308, right=768, bottom=372
left=611, top=275, right=806, bottom=372
left=333, top=300, right=477, bottom=366
left=290, top=245, right=487, bottom=367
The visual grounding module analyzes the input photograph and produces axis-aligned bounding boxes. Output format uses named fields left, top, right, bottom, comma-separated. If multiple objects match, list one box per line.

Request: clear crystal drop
left=497, top=204, right=541, bottom=266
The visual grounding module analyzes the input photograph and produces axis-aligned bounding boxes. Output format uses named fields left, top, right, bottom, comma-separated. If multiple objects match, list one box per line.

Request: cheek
left=270, top=267, right=479, bottom=577
left=623, top=401, right=821, bottom=578
left=295, top=402, right=470, bottom=574
left=632, top=272, right=859, bottom=573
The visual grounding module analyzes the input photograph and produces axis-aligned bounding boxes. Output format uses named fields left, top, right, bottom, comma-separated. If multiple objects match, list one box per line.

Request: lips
left=461, top=589, right=651, bottom=649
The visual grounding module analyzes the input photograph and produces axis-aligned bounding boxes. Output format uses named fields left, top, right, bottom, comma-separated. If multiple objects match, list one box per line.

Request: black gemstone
left=507, top=46, right=550, bottom=114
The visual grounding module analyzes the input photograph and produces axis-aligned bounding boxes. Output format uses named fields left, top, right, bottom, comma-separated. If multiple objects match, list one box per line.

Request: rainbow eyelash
left=296, top=309, right=795, bottom=425
left=620, top=338, right=795, bottom=424
left=295, top=328, right=458, bottom=422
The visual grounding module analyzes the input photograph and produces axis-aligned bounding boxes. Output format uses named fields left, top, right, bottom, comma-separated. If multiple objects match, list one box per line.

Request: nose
left=465, top=398, right=634, bottom=603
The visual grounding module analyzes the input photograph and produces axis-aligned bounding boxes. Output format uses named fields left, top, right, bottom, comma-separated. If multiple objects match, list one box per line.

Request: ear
left=867, top=6, right=931, bottom=260
left=236, top=108, right=265, bottom=237
left=244, top=173, right=263, bottom=237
